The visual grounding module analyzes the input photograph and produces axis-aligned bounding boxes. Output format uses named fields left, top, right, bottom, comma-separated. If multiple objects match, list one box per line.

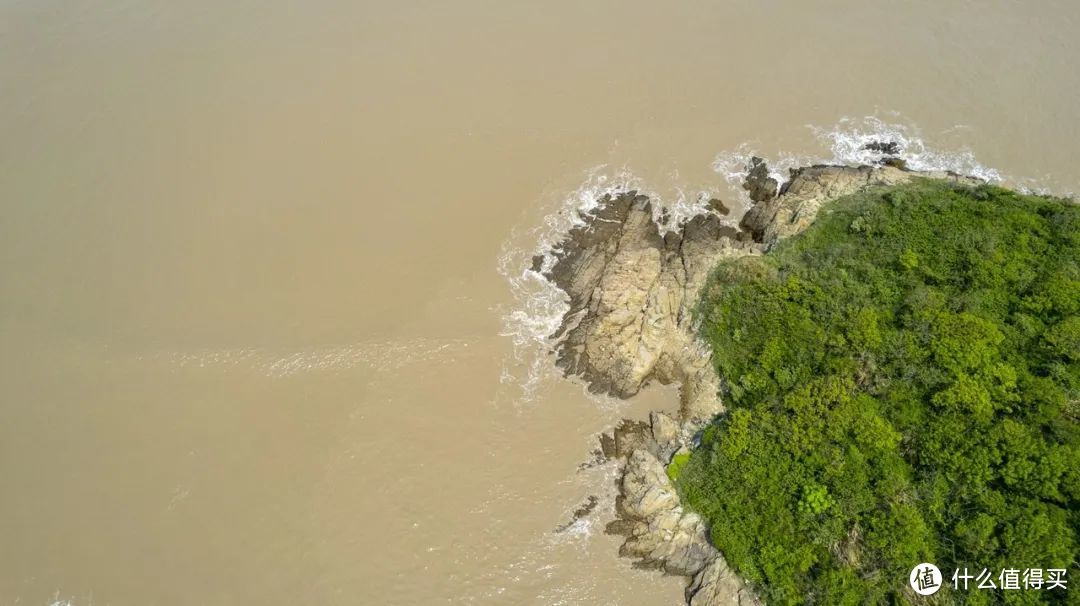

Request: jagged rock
left=861, top=140, right=901, bottom=155
left=614, top=449, right=757, bottom=595
left=555, top=496, right=600, bottom=533
left=742, top=157, right=778, bottom=203
left=619, top=450, right=678, bottom=519
left=649, top=410, right=682, bottom=462
left=604, top=518, right=640, bottom=537
left=598, top=432, right=617, bottom=460
left=737, top=198, right=775, bottom=243
left=687, top=558, right=761, bottom=606
left=612, top=420, right=652, bottom=459
left=543, top=192, right=745, bottom=420
left=650, top=411, right=680, bottom=446
left=577, top=447, right=607, bottom=471
left=618, top=451, right=718, bottom=570
left=707, top=198, right=731, bottom=216
left=529, top=254, right=545, bottom=273
left=881, top=156, right=908, bottom=170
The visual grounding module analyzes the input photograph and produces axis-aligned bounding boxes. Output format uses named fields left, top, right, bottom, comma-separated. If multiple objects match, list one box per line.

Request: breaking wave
left=496, top=166, right=635, bottom=404
left=811, top=116, right=1003, bottom=183
left=713, top=115, right=1006, bottom=207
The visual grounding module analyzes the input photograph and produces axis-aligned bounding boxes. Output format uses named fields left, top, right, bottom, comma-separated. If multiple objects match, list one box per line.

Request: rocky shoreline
left=541, top=158, right=982, bottom=605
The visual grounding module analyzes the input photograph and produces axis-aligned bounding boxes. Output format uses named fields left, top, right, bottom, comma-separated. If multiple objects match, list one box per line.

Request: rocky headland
left=541, top=158, right=982, bottom=605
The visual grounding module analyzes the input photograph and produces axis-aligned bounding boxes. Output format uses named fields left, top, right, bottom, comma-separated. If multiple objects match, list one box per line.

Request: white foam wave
left=712, top=143, right=813, bottom=208
left=496, top=166, right=640, bottom=403
left=711, top=115, right=1006, bottom=211
left=810, top=116, right=1003, bottom=183
left=46, top=593, right=81, bottom=606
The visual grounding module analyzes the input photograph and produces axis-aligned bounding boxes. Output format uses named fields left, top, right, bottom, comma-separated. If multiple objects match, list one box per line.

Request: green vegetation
left=677, top=180, right=1080, bottom=604
left=667, top=451, right=692, bottom=482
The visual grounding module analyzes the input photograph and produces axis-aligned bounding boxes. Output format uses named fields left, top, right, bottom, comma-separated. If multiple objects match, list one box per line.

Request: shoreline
left=539, top=157, right=984, bottom=605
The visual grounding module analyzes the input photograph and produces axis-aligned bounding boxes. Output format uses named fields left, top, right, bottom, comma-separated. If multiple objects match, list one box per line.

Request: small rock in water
left=861, top=140, right=902, bottom=155
left=554, top=495, right=600, bottom=533
left=742, top=156, right=778, bottom=203
left=577, top=447, right=607, bottom=470
left=598, top=432, right=617, bottom=460
left=529, top=254, right=544, bottom=273
left=706, top=198, right=730, bottom=215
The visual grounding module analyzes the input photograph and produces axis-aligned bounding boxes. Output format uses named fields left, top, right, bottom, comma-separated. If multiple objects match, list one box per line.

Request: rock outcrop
left=742, top=156, right=778, bottom=204
left=740, top=163, right=979, bottom=250
left=615, top=449, right=711, bottom=576
left=543, top=193, right=752, bottom=421
left=688, top=557, right=760, bottom=606
left=542, top=158, right=987, bottom=605
left=604, top=417, right=760, bottom=605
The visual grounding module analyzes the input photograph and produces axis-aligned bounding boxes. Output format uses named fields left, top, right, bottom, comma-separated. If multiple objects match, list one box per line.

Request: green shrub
left=667, top=451, right=692, bottom=482
left=678, top=180, right=1079, bottom=604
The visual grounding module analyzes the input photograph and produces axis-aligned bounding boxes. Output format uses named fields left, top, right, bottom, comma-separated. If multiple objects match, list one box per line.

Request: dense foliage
left=678, top=180, right=1080, bottom=604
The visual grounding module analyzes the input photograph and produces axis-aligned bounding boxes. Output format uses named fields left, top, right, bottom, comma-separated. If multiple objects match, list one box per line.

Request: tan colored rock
left=611, top=419, right=652, bottom=459
left=688, top=558, right=761, bottom=606
left=615, top=449, right=757, bottom=593
left=544, top=193, right=747, bottom=420
left=619, top=450, right=678, bottom=519
left=650, top=411, right=680, bottom=447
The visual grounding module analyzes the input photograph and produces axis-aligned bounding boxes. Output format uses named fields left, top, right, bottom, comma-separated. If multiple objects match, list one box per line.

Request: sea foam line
left=127, top=337, right=471, bottom=378
left=811, top=115, right=1003, bottom=183
left=496, top=166, right=639, bottom=404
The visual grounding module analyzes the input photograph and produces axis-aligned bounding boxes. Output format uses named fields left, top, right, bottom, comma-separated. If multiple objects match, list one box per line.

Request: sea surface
left=2, top=1, right=1080, bottom=604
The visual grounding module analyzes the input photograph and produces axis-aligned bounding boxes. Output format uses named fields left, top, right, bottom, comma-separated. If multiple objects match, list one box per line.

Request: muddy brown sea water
left=2, top=1, right=1080, bottom=604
